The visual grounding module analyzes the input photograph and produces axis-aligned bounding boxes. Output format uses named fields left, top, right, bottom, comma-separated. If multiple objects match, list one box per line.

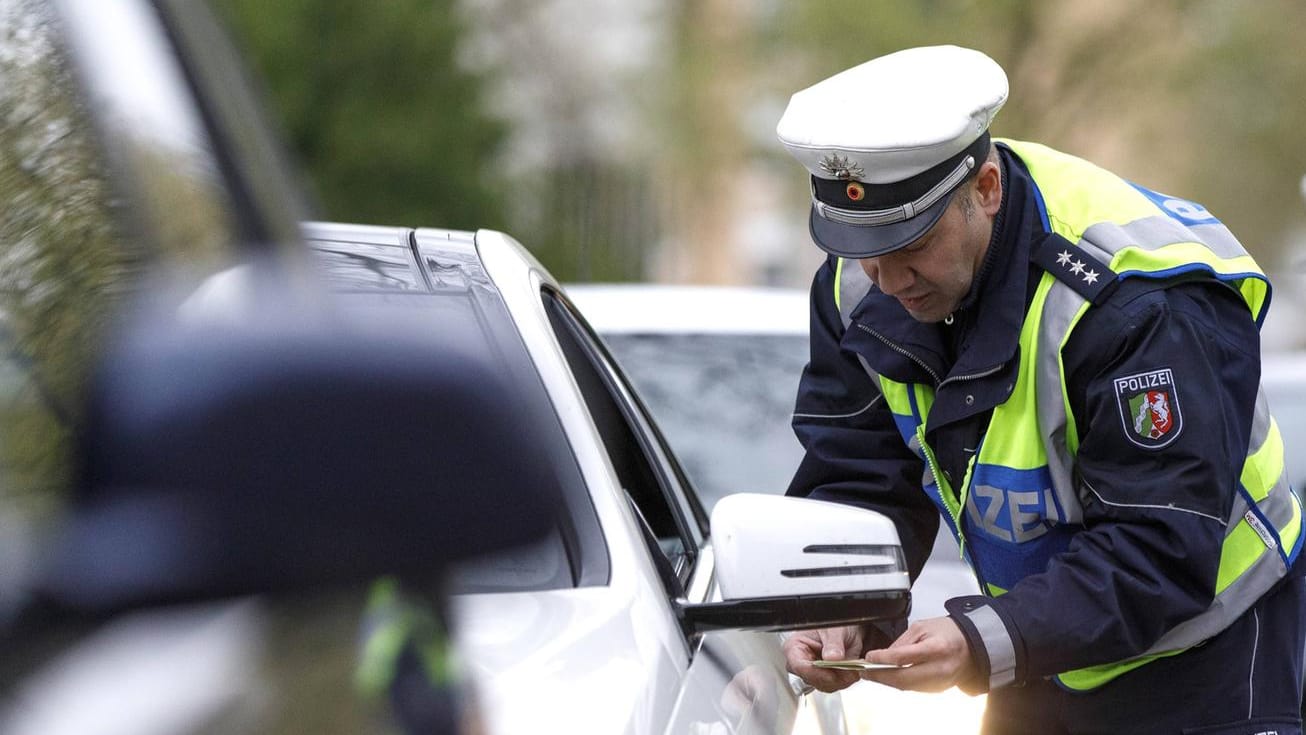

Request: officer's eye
left=901, top=236, right=932, bottom=254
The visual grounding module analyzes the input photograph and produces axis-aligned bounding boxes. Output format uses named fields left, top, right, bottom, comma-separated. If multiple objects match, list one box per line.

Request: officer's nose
left=860, top=254, right=912, bottom=296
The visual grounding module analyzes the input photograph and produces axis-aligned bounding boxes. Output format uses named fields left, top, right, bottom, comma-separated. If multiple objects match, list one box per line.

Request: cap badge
left=845, top=182, right=865, bottom=201
left=818, top=154, right=864, bottom=181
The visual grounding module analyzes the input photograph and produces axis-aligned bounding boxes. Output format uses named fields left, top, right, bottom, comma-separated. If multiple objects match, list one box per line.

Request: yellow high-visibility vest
left=835, top=140, right=1300, bottom=690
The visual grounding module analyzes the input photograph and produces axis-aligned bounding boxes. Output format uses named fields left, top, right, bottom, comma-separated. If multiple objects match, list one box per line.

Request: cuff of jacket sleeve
left=946, top=596, right=1022, bottom=693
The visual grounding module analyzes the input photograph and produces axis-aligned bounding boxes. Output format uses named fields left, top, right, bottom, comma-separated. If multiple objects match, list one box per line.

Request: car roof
left=566, top=284, right=809, bottom=335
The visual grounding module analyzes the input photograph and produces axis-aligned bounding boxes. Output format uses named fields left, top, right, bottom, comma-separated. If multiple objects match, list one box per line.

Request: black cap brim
left=807, top=185, right=958, bottom=259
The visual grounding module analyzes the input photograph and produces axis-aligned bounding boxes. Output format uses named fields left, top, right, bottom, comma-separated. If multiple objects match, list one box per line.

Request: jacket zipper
left=918, top=426, right=967, bottom=561
left=855, top=323, right=941, bottom=384
left=857, top=322, right=1006, bottom=590
left=938, top=363, right=1005, bottom=389
left=855, top=322, right=1006, bottom=390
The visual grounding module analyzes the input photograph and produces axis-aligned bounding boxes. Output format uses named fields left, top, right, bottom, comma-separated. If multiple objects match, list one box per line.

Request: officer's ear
left=975, top=159, right=1003, bottom=217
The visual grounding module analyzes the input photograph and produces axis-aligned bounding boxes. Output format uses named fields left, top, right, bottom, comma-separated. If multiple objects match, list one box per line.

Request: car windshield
left=598, top=333, right=809, bottom=509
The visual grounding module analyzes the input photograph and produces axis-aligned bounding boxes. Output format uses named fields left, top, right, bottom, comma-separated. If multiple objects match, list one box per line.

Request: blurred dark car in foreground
left=0, top=1, right=572, bottom=732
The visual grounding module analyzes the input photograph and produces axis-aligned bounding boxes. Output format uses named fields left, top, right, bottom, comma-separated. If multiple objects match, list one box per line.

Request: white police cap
left=777, top=45, right=1008, bottom=258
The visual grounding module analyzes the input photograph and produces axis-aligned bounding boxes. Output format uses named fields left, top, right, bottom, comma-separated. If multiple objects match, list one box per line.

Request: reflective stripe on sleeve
left=963, top=604, right=1017, bottom=689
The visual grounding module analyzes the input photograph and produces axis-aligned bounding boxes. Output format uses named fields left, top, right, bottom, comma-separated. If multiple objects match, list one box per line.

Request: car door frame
left=470, top=231, right=807, bottom=735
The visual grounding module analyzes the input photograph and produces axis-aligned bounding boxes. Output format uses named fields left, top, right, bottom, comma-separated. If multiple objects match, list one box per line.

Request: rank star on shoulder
left=1083, top=269, right=1100, bottom=285
left=1056, top=250, right=1073, bottom=266
left=1070, top=259, right=1086, bottom=275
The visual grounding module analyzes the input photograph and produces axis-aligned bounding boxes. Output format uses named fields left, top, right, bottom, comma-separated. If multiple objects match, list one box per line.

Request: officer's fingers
left=885, top=620, right=933, bottom=649
left=782, top=631, right=823, bottom=666
left=883, top=617, right=966, bottom=657
left=861, top=645, right=968, bottom=693
left=861, top=641, right=950, bottom=691
left=860, top=661, right=955, bottom=693
left=818, top=625, right=864, bottom=661
left=862, top=626, right=971, bottom=692
left=783, top=633, right=860, bottom=693
left=810, top=668, right=861, bottom=693
left=864, top=644, right=919, bottom=668
left=841, top=624, right=868, bottom=654
left=792, top=662, right=861, bottom=694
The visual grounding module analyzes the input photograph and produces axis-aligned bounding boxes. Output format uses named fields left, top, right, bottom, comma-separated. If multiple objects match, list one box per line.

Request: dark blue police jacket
left=787, top=145, right=1305, bottom=712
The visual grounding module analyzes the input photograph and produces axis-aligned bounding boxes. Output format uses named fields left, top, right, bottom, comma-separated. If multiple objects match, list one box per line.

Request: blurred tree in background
left=212, top=0, right=1306, bottom=332
left=212, top=0, right=508, bottom=234
left=768, top=0, right=1306, bottom=275
left=760, top=0, right=1306, bottom=345
left=455, top=0, right=661, bottom=282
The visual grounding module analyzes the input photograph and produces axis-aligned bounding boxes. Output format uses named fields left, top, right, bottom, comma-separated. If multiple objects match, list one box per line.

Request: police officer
left=778, top=45, right=1306, bottom=733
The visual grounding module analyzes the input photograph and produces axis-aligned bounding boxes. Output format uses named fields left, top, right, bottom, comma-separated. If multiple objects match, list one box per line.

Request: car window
left=597, top=333, right=810, bottom=509
left=542, top=289, right=705, bottom=587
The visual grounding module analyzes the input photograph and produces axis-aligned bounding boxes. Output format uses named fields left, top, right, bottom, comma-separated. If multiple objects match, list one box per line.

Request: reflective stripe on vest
left=833, top=139, right=1300, bottom=691
left=356, top=577, right=456, bottom=697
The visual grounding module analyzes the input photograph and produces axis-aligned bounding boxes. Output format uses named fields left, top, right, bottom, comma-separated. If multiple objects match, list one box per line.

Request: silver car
left=304, top=224, right=915, bottom=735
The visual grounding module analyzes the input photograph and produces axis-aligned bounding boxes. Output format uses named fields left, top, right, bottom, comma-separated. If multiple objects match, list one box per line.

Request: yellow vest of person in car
left=836, top=139, right=1301, bottom=690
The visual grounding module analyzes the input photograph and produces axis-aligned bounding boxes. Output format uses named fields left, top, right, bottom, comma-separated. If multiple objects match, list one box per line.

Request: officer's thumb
left=820, top=633, right=844, bottom=661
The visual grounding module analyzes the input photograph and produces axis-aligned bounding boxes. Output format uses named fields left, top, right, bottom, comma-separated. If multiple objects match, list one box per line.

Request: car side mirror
left=678, top=494, right=910, bottom=634
left=32, top=286, right=566, bottom=613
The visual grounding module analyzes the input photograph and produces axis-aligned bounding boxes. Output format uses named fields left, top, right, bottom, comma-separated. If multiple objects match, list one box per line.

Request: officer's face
left=858, top=162, right=1001, bottom=323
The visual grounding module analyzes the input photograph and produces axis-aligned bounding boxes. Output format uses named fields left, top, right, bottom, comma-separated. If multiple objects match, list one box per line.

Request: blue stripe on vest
left=1236, top=482, right=1296, bottom=568
left=964, top=523, right=1078, bottom=592
left=961, top=464, right=1078, bottom=591
left=1028, top=173, right=1052, bottom=233
left=1127, top=183, right=1223, bottom=227
left=891, top=413, right=917, bottom=446
left=1111, top=264, right=1271, bottom=328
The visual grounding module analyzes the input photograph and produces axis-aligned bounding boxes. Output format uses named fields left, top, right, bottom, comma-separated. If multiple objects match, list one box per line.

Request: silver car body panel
left=451, top=230, right=804, bottom=735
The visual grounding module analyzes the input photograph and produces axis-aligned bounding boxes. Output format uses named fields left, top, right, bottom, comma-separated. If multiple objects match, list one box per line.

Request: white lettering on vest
left=1245, top=509, right=1279, bottom=551
left=966, top=485, right=1055, bottom=544
left=1008, top=491, right=1047, bottom=543
left=1162, top=198, right=1214, bottom=222
left=968, top=485, right=1011, bottom=542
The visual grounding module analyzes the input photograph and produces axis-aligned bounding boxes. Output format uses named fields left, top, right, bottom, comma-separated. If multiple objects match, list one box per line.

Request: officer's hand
left=859, top=616, right=974, bottom=693
left=782, top=625, right=869, bottom=693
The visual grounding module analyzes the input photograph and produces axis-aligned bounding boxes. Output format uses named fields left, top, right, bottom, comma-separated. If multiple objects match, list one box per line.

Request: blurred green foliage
left=212, top=0, right=508, bottom=234
left=212, top=0, right=1306, bottom=286
left=0, top=1, right=134, bottom=516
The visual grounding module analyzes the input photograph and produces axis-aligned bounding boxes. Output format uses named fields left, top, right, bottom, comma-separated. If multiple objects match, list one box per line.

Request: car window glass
left=542, top=290, right=701, bottom=583
left=598, top=333, right=809, bottom=509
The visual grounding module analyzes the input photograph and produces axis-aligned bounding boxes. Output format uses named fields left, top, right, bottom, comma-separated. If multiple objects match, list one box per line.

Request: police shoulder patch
left=1113, top=368, right=1183, bottom=449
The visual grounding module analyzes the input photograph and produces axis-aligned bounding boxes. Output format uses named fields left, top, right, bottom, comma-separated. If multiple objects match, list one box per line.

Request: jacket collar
left=841, top=144, right=1042, bottom=387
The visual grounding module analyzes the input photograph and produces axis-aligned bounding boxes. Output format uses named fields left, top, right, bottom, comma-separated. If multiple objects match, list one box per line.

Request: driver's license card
left=812, top=659, right=911, bottom=671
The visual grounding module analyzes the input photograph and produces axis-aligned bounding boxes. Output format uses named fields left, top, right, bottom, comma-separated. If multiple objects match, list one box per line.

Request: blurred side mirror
left=678, top=494, right=910, bottom=634
left=34, top=286, right=565, bottom=613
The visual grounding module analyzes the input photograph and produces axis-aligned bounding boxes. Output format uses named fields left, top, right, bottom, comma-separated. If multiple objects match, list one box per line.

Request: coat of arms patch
left=1114, top=368, right=1182, bottom=449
